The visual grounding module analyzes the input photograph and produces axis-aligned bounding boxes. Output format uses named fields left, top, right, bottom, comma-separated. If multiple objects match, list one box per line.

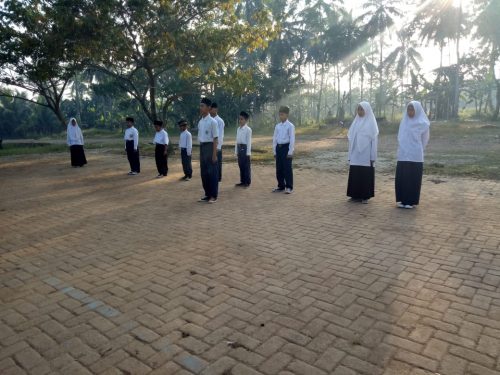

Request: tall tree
left=91, top=0, right=274, bottom=123
left=384, top=28, right=422, bottom=108
left=349, top=51, right=376, bottom=105
left=358, top=0, right=401, bottom=116
left=475, top=0, right=500, bottom=119
left=0, top=0, right=107, bottom=126
left=416, top=0, right=467, bottom=118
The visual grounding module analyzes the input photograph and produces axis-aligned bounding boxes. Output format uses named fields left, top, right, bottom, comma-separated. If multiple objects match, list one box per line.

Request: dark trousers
left=200, top=143, right=219, bottom=199
left=237, top=144, right=251, bottom=185
left=126, top=140, right=140, bottom=173
left=181, top=148, right=192, bottom=178
left=217, top=149, right=223, bottom=181
left=275, top=143, right=293, bottom=189
left=155, top=144, right=168, bottom=176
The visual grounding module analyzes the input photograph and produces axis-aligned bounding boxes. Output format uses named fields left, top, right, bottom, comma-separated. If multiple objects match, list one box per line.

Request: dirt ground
left=1, top=151, right=500, bottom=375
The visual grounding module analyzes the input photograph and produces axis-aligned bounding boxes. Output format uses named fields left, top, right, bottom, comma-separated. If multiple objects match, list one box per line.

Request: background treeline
left=0, top=0, right=499, bottom=138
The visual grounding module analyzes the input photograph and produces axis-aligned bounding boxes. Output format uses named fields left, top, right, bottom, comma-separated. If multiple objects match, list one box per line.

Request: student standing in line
left=198, top=98, right=219, bottom=203
left=178, top=119, right=193, bottom=181
left=395, top=101, right=430, bottom=209
left=153, top=120, right=169, bottom=178
left=235, top=111, right=252, bottom=187
left=210, top=102, right=225, bottom=182
left=347, top=102, right=379, bottom=204
left=67, top=117, right=87, bottom=167
left=124, top=117, right=140, bottom=175
left=272, top=106, right=295, bottom=194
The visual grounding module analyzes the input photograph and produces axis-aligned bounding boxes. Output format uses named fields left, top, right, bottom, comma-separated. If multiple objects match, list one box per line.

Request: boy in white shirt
left=124, top=116, right=140, bottom=175
left=272, top=106, right=295, bottom=194
left=153, top=120, right=169, bottom=178
left=198, top=98, right=219, bottom=203
left=235, top=111, right=252, bottom=187
left=178, top=119, right=192, bottom=181
left=210, top=102, right=225, bottom=182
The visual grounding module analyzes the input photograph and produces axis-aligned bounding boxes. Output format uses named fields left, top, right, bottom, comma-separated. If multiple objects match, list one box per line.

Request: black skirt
left=70, top=145, right=87, bottom=167
left=395, top=161, right=423, bottom=205
left=347, top=165, right=375, bottom=200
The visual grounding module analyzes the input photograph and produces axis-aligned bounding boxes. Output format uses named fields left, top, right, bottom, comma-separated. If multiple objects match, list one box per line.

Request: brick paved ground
left=1, top=152, right=500, bottom=375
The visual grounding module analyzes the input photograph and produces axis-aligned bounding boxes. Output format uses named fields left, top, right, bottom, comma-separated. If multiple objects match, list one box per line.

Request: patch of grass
left=0, top=143, right=68, bottom=157
left=0, top=141, right=127, bottom=157
left=425, top=152, right=500, bottom=180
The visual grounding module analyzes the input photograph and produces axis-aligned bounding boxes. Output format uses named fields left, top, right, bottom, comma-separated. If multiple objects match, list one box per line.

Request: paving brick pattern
left=1, top=153, right=500, bottom=374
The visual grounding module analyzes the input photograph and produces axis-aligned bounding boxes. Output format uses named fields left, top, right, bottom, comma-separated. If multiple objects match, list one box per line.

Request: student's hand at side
left=212, top=154, right=217, bottom=164
left=164, top=150, right=168, bottom=156
left=287, top=154, right=293, bottom=159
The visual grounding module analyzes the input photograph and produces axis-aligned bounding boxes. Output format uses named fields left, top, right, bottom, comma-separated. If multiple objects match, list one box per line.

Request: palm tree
left=384, top=28, right=422, bottom=108
left=348, top=51, right=376, bottom=106
left=475, top=0, right=500, bottom=119
left=416, top=0, right=467, bottom=118
left=358, top=0, right=401, bottom=116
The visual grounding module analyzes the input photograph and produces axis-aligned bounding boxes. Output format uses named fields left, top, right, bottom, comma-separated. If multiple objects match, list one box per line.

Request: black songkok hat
left=200, top=97, right=212, bottom=106
left=240, top=111, right=250, bottom=119
left=126, top=117, right=134, bottom=122
left=178, top=119, right=188, bottom=126
left=153, top=120, right=163, bottom=126
left=211, top=102, right=218, bottom=109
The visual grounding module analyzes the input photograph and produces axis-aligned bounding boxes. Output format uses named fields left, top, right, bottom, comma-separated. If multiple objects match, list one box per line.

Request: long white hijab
left=398, top=101, right=430, bottom=146
left=67, top=118, right=81, bottom=140
left=348, top=101, right=379, bottom=152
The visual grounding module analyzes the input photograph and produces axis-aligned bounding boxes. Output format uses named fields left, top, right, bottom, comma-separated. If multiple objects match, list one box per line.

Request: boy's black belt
left=277, top=143, right=290, bottom=147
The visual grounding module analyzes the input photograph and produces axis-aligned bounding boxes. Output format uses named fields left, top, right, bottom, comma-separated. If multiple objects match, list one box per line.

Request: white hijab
left=348, top=101, right=379, bottom=152
left=398, top=101, right=430, bottom=145
left=67, top=117, right=83, bottom=143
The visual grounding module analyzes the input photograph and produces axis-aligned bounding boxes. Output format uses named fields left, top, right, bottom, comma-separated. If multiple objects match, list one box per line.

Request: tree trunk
left=360, top=71, right=364, bottom=101
left=336, top=65, right=341, bottom=118
left=451, top=3, right=462, bottom=119
left=146, top=67, right=158, bottom=121
left=316, top=64, right=324, bottom=124
left=378, top=34, right=384, bottom=117
left=298, top=63, right=302, bottom=126
left=348, top=68, right=352, bottom=117
left=494, top=78, right=500, bottom=120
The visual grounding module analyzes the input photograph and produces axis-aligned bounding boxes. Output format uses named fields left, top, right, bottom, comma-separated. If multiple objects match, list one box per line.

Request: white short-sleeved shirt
left=198, top=115, right=219, bottom=143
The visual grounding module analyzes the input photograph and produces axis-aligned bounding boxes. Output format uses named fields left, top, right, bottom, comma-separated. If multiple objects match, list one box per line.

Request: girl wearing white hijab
left=347, top=102, right=379, bottom=204
left=395, top=101, right=430, bottom=209
left=66, top=117, right=87, bottom=167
